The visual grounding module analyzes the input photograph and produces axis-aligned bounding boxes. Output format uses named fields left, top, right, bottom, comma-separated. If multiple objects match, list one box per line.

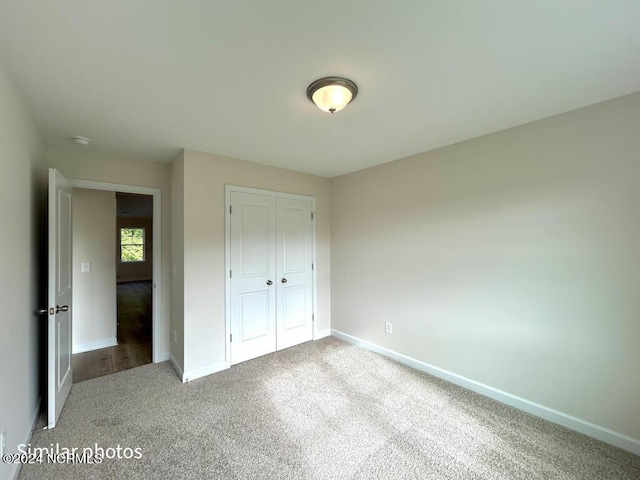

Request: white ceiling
left=0, top=1, right=639, bottom=177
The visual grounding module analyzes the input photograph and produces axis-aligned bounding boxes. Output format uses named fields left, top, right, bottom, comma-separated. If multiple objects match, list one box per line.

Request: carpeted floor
left=18, top=337, right=640, bottom=479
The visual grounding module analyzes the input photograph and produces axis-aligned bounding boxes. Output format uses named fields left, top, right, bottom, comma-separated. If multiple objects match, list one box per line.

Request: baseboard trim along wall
left=169, top=354, right=184, bottom=381
left=11, top=398, right=41, bottom=480
left=180, top=362, right=227, bottom=383
left=72, top=337, right=117, bottom=354
left=331, top=329, right=640, bottom=457
left=157, top=352, right=171, bottom=362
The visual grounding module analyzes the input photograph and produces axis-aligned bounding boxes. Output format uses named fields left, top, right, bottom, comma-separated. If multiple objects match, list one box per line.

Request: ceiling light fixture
left=70, top=136, right=91, bottom=145
left=307, top=77, right=358, bottom=114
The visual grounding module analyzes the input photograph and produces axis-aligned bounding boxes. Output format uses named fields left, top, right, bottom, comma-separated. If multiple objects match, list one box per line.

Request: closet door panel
left=276, top=197, right=314, bottom=350
left=230, top=192, right=277, bottom=365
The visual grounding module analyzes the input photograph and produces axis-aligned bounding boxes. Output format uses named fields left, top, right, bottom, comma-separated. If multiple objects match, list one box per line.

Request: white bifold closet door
left=230, top=191, right=313, bottom=365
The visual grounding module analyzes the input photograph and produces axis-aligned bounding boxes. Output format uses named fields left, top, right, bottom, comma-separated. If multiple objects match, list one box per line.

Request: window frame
left=119, top=227, right=146, bottom=263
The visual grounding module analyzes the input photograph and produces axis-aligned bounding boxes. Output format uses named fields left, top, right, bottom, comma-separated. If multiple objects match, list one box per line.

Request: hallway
left=72, top=281, right=152, bottom=383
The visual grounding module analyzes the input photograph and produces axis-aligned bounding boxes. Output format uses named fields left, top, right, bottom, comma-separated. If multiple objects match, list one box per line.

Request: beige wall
left=0, top=66, right=44, bottom=480
left=45, top=145, right=172, bottom=358
left=117, top=216, right=153, bottom=282
left=170, top=151, right=185, bottom=370
left=178, top=149, right=331, bottom=376
left=331, top=92, right=640, bottom=442
left=72, top=188, right=117, bottom=352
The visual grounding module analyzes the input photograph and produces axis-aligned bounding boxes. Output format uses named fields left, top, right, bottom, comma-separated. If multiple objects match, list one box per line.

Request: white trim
left=225, top=184, right=317, bottom=201
left=69, top=178, right=163, bottom=364
left=158, top=351, right=171, bottom=362
left=331, top=329, right=640, bottom=457
left=311, top=200, right=318, bottom=341
left=183, top=362, right=227, bottom=383
left=11, top=398, right=41, bottom=480
left=170, top=355, right=227, bottom=383
left=73, top=337, right=117, bottom=354
left=224, top=186, right=231, bottom=369
left=170, top=354, right=184, bottom=381
left=314, top=329, right=331, bottom=339
left=224, top=185, right=317, bottom=368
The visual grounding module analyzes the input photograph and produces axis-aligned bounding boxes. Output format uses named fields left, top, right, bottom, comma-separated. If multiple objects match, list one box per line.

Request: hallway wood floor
left=72, top=280, right=152, bottom=383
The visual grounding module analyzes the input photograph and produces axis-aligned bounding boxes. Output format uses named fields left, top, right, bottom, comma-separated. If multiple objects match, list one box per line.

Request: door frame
left=225, top=185, right=317, bottom=368
left=70, top=178, right=163, bottom=363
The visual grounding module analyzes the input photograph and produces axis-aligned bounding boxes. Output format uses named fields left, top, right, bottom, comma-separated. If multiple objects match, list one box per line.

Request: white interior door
left=276, top=198, right=314, bottom=350
left=230, top=192, right=277, bottom=365
left=48, top=168, right=73, bottom=428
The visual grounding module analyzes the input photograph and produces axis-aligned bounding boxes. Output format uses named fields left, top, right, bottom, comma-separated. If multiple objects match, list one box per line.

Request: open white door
left=47, top=168, right=73, bottom=429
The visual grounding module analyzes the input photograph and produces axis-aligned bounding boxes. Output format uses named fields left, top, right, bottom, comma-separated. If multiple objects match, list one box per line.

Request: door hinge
left=311, top=212, right=315, bottom=220
left=312, top=314, right=315, bottom=322
left=230, top=270, right=232, bottom=278
left=230, top=334, right=233, bottom=342
left=230, top=205, right=232, bottom=214
left=312, top=263, right=314, bottom=270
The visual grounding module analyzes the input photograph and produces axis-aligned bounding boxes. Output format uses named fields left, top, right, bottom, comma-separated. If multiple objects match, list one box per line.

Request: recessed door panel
left=240, top=204, right=271, bottom=277
left=57, top=190, right=72, bottom=294
left=240, top=291, right=270, bottom=341
left=281, top=206, right=307, bottom=273
left=57, top=312, right=72, bottom=387
left=283, top=285, right=306, bottom=330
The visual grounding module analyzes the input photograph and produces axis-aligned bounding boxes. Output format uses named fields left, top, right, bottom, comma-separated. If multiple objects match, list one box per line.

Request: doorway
left=46, top=170, right=163, bottom=427
left=72, top=192, right=154, bottom=382
left=66, top=180, right=162, bottom=384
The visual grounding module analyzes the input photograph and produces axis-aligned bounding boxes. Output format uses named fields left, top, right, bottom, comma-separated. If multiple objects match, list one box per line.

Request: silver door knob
left=281, top=278, right=287, bottom=283
left=56, top=305, right=69, bottom=313
left=266, top=280, right=273, bottom=285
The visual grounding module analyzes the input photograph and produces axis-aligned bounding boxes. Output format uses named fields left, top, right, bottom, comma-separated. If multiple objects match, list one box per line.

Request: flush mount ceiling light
left=307, top=77, right=358, bottom=114
left=70, top=136, right=91, bottom=145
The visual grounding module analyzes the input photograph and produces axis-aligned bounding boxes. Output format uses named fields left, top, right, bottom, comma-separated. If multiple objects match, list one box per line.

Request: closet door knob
left=266, top=280, right=273, bottom=285
left=281, top=278, right=287, bottom=283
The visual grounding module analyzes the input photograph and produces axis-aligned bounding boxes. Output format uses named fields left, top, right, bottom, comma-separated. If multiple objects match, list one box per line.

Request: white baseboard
left=169, top=355, right=227, bottom=383
left=183, top=362, right=227, bottom=383
left=169, top=354, right=184, bottom=381
left=156, top=351, right=170, bottom=362
left=11, top=398, right=41, bottom=480
left=331, top=329, right=640, bottom=457
left=315, top=328, right=331, bottom=339
left=72, top=337, right=117, bottom=354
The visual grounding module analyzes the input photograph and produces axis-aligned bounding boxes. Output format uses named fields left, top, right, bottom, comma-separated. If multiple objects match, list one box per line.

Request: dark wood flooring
left=72, top=281, right=152, bottom=383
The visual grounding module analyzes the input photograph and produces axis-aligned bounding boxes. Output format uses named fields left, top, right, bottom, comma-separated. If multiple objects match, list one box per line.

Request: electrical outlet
left=385, top=322, right=393, bottom=334
left=81, top=262, right=91, bottom=273
left=0, top=429, right=6, bottom=456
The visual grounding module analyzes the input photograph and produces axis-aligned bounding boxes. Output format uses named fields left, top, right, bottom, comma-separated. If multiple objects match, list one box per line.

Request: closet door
left=276, top=197, right=314, bottom=350
left=230, top=192, right=277, bottom=365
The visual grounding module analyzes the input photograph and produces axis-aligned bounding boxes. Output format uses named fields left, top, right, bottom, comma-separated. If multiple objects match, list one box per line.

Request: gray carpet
left=18, top=337, right=640, bottom=479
